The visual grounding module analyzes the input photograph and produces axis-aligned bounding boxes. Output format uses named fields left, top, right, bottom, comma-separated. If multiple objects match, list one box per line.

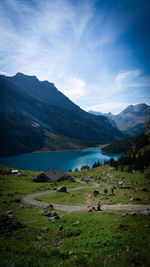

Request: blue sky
left=0, top=0, right=150, bottom=114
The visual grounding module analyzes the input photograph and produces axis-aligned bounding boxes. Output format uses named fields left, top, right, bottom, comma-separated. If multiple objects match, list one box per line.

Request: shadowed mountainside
left=0, top=73, right=122, bottom=157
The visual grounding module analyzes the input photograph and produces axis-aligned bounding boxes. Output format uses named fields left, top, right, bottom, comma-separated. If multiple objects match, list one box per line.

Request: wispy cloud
left=79, top=69, right=150, bottom=113
left=56, top=74, right=88, bottom=101
left=0, top=0, right=149, bottom=113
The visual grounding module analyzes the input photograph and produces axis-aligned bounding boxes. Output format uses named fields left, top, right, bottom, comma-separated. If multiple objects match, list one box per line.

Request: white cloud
left=116, top=70, right=142, bottom=83
left=0, top=71, right=10, bottom=76
left=55, top=75, right=88, bottom=101
left=115, top=70, right=150, bottom=92
left=79, top=69, right=150, bottom=114
left=0, top=0, right=149, bottom=114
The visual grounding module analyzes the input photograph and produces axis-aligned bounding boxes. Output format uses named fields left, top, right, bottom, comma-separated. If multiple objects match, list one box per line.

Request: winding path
left=23, top=182, right=150, bottom=212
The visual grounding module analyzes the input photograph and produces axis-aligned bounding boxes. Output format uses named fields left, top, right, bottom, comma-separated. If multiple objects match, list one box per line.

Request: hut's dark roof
left=44, top=169, right=66, bottom=182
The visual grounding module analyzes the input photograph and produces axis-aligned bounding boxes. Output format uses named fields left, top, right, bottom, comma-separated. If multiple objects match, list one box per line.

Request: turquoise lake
left=0, top=148, right=121, bottom=172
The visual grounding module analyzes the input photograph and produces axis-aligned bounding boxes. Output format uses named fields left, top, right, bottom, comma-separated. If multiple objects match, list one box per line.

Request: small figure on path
left=96, top=202, right=101, bottom=211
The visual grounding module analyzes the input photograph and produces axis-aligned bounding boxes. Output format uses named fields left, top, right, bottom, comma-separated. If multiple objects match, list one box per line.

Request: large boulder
left=93, top=190, right=99, bottom=196
left=57, top=186, right=67, bottom=192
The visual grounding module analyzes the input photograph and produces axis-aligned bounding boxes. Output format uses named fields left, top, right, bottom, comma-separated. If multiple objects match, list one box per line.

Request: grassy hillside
left=0, top=165, right=150, bottom=266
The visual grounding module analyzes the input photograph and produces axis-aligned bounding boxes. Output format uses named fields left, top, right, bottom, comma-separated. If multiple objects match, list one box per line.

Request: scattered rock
left=56, top=241, right=62, bottom=247
left=72, top=221, right=79, bottom=226
left=38, top=210, right=51, bottom=217
left=107, top=254, right=113, bottom=259
left=46, top=204, right=54, bottom=209
left=135, top=188, right=148, bottom=192
left=104, top=188, right=108, bottom=194
left=68, top=177, right=75, bottom=182
left=44, top=211, right=51, bottom=217
left=93, top=190, right=99, bottom=196
left=106, top=200, right=114, bottom=205
left=118, top=224, right=128, bottom=229
left=0, top=213, right=25, bottom=235
left=37, top=236, right=42, bottom=241
left=15, top=198, right=21, bottom=203
left=50, top=215, right=60, bottom=222
left=57, top=186, right=67, bottom=192
left=6, top=211, right=13, bottom=215
left=9, top=198, right=21, bottom=204
left=130, top=197, right=141, bottom=201
left=51, top=211, right=57, bottom=216
left=121, top=212, right=130, bottom=217
left=130, top=212, right=139, bottom=216
left=140, top=210, right=150, bottom=215
left=58, top=225, right=63, bottom=231
left=3, top=231, right=12, bottom=237
left=144, top=225, right=150, bottom=228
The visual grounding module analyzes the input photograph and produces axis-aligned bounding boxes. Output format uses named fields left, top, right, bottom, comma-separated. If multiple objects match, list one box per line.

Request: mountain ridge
left=0, top=73, right=122, bottom=157
left=89, top=103, right=150, bottom=136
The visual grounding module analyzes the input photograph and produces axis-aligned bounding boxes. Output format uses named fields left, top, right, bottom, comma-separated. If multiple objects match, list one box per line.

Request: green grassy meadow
left=0, top=165, right=150, bottom=266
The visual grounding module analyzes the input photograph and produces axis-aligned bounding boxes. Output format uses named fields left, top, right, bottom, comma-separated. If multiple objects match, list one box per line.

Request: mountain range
left=89, top=103, right=150, bottom=136
left=0, top=73, right=122, bottom=157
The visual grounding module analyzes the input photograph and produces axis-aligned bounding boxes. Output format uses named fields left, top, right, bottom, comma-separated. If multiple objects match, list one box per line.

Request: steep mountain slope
left=0, top=74, right=122, bottom=157
left=3, top=73, right=81, bottom=113
left=89, top=103, right=150, bottom=136
left=113, top=104, right=150, bottom=132
left=0, top=112, right=44, bottom=157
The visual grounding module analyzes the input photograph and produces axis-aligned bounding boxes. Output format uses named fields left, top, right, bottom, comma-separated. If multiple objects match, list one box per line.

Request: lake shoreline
left=0, top=148, right=122, bottom=172
left=34, top=146, right=99, bottom=153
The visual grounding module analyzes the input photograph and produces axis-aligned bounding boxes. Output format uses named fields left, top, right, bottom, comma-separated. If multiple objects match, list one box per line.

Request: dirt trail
left=23, top=182, right=150, bottom=212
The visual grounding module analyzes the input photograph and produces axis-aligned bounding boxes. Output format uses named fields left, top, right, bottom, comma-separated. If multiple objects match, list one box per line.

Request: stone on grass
left=93, top=190, right=99, bottom=196
left=135, top=187, right=148, bottom=192
left=141, top=210, right=150, bottom=215
left=47, top=204, right=54, bottom=209
left=118, top=224, right=128, bottom=229
left=50, top=215, right=60, bottom=222
left=57, top=241, right=62, bottom=247
left=44, top=211, right=51, bottom=217
left=58, top=225, right=63, bottom=231
left=37, top=236, right=42, bottom=241
left=121, top=212, right=130, bottom=217
left=130, top=212, right=139, bottom=216
left=51, top=211, right=57, bottom=216
left=106, top=200, right=113, bottom=205
left=68, top=177, right=75, bottom=182
left=3, top=232, right=12, bottom=237
left=6, top=211, right=13, bottom=215
left=57, top=186, right=67, bottom=192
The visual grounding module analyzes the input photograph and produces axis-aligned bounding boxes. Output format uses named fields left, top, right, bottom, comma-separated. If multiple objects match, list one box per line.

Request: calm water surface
left=0, top=148, right=121, bottom=172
